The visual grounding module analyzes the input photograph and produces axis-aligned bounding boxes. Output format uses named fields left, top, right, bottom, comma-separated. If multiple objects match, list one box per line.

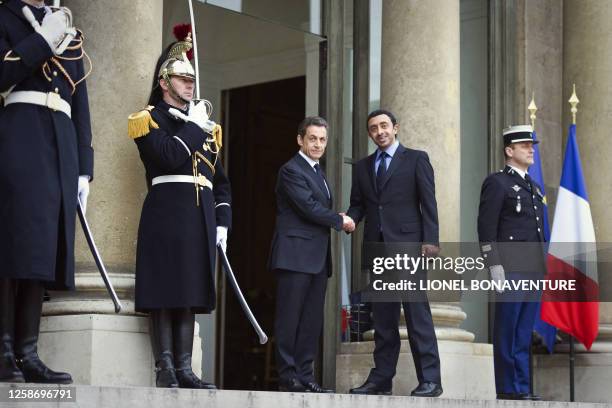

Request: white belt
left=152, top=175, right=213, bottom=190
left=4, top=91, right=71, bottom=118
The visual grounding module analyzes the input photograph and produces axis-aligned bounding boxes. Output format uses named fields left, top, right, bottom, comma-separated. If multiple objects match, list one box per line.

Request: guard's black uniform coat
left=0, top=1, right=93, bottom=289
left=134, top=101, right=231, bottom=313
left=478, top=165, right=546, bottom=271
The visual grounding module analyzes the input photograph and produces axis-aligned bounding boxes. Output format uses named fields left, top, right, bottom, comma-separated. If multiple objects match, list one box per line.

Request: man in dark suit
left=347, top=109, right=442, bottom=397
left=269, top=116, right=354, bottom=393
left=477, top=125, right=546, bottom=401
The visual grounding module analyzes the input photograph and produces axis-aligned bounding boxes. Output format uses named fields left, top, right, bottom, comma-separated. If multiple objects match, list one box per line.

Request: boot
left=173, top=309, right=216, bottom=389
left=14, top=280, right=72, bottom=384
left=150, top=309, right=179, bottom=388
left=0, top=279, right=24, bottom=383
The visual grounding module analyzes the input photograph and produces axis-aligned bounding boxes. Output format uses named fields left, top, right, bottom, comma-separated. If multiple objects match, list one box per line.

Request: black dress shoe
left=349, top=381, right=392, bottom=395
left=496, top=393, right=530, bottom=400
left=278, top=377, right=306, bottom=392
left=410, top=382, right=443, bottom=397
left=304, top=382, right=334, bottom=393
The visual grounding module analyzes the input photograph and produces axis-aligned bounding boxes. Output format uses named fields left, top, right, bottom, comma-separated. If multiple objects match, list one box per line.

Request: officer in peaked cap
left=477, top=125, right=547, bottom=401
left=0, top=0, right=93, bottom=384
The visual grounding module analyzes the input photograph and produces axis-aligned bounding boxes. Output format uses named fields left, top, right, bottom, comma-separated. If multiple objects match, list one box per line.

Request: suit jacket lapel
left=318, top=167, right=333, bottom=205
left=294, top=154, right=331, bottom=205
left=367, top=153, right=377, bottom=194
left=380, top=144, right=407, bottom=191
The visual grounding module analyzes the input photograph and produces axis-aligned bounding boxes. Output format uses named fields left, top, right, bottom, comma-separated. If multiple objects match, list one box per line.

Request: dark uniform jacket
left=0, top=1, right=93, bottom=289
left=268, top=153, right=342, bottom=276
left=347, top=144, right=439, bottom=245
left=478, top=165, right=546, bottom=274
left=133, top=101, right=231, bottom=313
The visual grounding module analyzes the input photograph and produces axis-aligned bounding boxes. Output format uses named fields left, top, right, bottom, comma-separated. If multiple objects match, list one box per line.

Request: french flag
left=541, top=124, right=599, bottom=350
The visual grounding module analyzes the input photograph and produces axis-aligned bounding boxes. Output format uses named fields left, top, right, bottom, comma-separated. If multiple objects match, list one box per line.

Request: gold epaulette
left=213, top=123, right=223, bottom=150
left=128, top=106, right=158, bottom=139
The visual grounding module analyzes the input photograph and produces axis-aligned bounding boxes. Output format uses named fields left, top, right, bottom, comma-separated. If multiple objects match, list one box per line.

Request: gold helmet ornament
left=158, top=24, right=196, bottom=104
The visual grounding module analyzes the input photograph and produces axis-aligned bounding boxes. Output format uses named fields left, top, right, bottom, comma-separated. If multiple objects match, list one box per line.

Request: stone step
left=0, top=384, right=607, bottom=408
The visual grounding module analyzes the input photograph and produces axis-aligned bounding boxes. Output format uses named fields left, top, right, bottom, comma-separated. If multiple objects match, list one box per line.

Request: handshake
left=339, top=213, right=355, bottom=233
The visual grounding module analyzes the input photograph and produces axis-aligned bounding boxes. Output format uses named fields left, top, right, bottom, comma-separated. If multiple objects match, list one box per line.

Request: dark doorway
left=220, top=76, right=306, bottom=390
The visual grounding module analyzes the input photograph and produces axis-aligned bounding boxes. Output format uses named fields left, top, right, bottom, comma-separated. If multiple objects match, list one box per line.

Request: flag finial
left=569, top=83, right=579, bottom=125
left=528, top=92, right=537, bottom=129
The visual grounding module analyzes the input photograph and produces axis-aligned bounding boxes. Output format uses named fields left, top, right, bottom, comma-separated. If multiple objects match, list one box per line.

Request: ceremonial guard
left=0, top=0, right=93, bottom=384
left=128, top=25, right=231, bottom=389
left=478, top=125, right=546, bottom=401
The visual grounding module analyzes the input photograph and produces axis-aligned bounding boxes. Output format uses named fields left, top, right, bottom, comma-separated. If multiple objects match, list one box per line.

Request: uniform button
left=536, top=217, right=540, bottom=221
left=197, top=159, right=201, bottom=163
left=483, top=254, right=488, bottom=258
left=378, top=205, right=383, bottom=210
left=54, top=87, right=59, bottom=93
left=538, top=228, right=541, bottom=232
left=534, top=206, right=538, bottom=210
left=53, top=71, right=58, bottom=77
left=509, top=236, right=514, bottom=240
left=532, top=195, right=536, bottom=199
left=200, top=187, right=204, bottom=191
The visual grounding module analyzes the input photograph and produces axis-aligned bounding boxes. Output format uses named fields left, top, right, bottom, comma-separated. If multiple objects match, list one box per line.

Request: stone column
left=336, top=1, right=494, bottom=399
left=533, top=1, right=612, bottom=402
left=35, top=1, right=195, bottom=387
left=380, top=0, right=469, bottom=339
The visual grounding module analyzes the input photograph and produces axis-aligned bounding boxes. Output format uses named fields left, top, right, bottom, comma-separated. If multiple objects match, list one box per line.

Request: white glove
left=169, top=101, right=216, bottom=133
left=23, top=6, right=69, bottom=52
left=216, top=226, right=228, bottom=252
left=77, top=175, right=90, bottom=214
left=489, top=264, right=506, bottom=293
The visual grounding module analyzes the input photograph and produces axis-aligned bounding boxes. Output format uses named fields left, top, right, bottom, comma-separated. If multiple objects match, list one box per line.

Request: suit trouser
left=493, top=299, right=538, bottom=394
left=275, top=268, right=327, bottom=384
left=366, top=299, right=441, bottom=387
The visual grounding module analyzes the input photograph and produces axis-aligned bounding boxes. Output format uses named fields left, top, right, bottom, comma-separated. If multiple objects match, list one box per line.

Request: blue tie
left=376, top=152, right=388, bottom=194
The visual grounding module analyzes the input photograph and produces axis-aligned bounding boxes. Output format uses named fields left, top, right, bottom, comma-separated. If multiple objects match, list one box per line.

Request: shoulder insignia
left=128, top=106, right=158, bottom=139
left=213, top=123, right=223, bottom=150
left=512, top=185, right=521, bottom=192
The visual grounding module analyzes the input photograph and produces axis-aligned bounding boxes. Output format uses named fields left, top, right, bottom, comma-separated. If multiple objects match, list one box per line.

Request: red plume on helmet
left=173, top=23, right=193, bottom=60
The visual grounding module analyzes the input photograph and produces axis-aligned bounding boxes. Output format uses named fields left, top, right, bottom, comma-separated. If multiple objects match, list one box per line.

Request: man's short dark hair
left=366, top=109, right=398, bottom=129
left=298, top=116, right=328, bottom=138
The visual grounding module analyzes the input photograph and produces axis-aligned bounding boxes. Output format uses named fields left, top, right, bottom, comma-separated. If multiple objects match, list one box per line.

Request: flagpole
left=567, top=83, right=579, bottom=403
left=528, top=93, right=537, bottom=399
left=570, top=336, right=575, bottom=401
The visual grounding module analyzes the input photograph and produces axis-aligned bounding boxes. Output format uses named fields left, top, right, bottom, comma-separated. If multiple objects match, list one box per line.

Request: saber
left=187, top=0, right=200, bottom=100
left=217, top=245, right=268, bottom=344
left=77, top=200, right=122, bottom=313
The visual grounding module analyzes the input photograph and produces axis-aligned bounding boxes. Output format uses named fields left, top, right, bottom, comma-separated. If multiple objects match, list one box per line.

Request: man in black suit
left=269, top=116, right=354, bottom=393
left=347, top=109, right=442, bottom=397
